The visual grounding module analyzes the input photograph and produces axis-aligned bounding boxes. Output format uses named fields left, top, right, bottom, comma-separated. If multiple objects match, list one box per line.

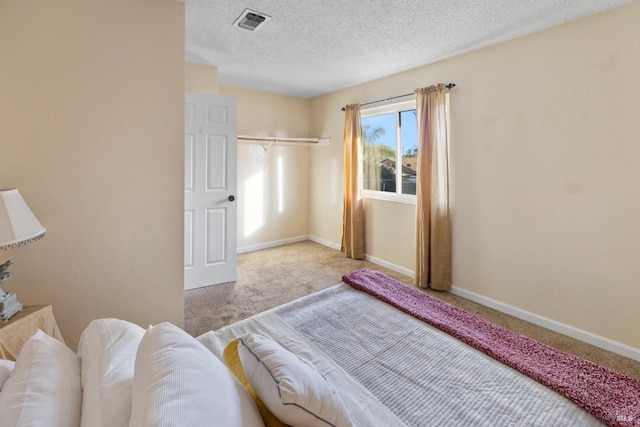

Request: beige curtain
left=414, top=84, right=451, bottom=290
left=341, top=104, right=364, bottom=259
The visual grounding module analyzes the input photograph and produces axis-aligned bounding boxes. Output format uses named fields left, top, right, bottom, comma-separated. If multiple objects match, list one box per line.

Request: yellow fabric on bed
left=223, top=339, right=290, bottom=427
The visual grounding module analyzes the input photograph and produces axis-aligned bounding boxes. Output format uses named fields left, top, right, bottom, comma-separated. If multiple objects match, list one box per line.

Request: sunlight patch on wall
left=278, top=157, right=284, bottom=213
left=330, top=158, right=340, bottom=206
left=244, top=171, right=264, bottom=238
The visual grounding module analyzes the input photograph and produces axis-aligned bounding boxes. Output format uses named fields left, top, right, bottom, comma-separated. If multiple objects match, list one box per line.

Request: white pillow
left=0, top=329, right=82, bottom=427
left=0, top=359, right=15, bottom=390
left=130, top=322, right=264, bottom=427
left=78, top=318, right=145, bottom=427
left=238, top=334, right=352, bottom=427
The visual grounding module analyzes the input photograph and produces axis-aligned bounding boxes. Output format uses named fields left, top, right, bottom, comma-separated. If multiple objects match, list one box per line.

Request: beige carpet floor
left=184, top=240, right=640, bottom=380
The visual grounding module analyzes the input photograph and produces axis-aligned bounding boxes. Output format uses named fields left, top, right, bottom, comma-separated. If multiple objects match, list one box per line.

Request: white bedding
left=198, top=284, right=604, bottom=427
left=198, top=301, right=405, bottom=426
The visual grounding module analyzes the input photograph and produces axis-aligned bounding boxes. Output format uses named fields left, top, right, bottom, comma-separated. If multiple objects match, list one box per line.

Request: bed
left=197, top=269, right=640, bottom=427
left=0, top=269, right=638, bottom=426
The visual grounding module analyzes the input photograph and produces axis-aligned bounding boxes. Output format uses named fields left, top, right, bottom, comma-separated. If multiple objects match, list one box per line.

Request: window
left=361, top=100, right=417, bottom=204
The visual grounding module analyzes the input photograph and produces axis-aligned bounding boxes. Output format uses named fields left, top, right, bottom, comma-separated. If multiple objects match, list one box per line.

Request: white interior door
left=184, top=93, right=237, bottom=290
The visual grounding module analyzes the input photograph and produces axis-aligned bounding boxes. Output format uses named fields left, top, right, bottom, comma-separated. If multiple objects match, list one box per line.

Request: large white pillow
left=238, top=333, right=352, bottom=427
left=130, top=322, right=264, bottom=427
left=0, top=359, right=15, bottom=390
left=78, top=318, right=145, bottom=427
left=0, top=329, right=82, bottom=427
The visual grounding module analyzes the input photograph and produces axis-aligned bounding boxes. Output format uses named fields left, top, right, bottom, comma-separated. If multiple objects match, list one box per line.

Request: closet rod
left=237, top=135, right=320, bottom=144
left=340, top=83, right=456, bottom=111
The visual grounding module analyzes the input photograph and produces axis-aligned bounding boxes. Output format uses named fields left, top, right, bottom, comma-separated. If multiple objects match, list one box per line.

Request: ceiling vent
left=233, top=9, right=271, bottom=31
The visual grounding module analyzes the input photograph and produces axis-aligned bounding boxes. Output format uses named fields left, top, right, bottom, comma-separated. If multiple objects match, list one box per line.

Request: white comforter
left=198, top=284, right=604, bottom=427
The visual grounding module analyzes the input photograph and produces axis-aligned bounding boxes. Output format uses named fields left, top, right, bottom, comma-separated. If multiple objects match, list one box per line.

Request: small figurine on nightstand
left=0, top=260, right=12, bottom=281
left=0, top=260, right=21, bottom=322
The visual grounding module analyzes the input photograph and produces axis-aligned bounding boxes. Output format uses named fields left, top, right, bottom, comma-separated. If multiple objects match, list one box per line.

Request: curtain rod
left=340, top=83, right=456, bottom=111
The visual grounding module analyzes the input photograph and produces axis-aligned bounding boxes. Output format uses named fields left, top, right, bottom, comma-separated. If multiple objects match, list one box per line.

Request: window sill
left=362, top=190, right=416, bottom=205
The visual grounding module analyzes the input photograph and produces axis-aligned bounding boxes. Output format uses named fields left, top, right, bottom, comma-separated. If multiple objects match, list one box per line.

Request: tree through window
left=361, top=101, right=418, bottom=201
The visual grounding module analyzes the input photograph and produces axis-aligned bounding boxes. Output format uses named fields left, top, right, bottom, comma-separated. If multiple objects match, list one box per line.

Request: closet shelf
left=237, top=135, right=330, bottom=146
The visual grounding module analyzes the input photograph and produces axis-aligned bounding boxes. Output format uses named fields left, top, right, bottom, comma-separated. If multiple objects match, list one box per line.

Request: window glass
left=400, top=110, right=418, bottom=195
left=362, top=113, right=397, bottom=193
left=361, top=105, right=417, bottom=200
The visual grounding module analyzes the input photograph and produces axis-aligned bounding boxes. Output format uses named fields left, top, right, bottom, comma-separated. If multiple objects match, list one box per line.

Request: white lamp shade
left=0, top=189, right=46, bottom=250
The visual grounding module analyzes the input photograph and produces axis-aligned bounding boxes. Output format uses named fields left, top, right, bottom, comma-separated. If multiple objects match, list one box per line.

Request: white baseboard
left=308, top=236, right=415, bottom=279
left=363, top=254, right=415, bottom=279
left=308, top=235, right=341, bottom=250
left=257, top=235, right=640, bottom=361
left=450, top=286, right=640, bottom=362
left=237, top=235, right=309, bottom=254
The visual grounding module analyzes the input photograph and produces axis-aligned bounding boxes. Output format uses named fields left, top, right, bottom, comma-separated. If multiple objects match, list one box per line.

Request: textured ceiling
left=184, top=0, right=632, bottom=98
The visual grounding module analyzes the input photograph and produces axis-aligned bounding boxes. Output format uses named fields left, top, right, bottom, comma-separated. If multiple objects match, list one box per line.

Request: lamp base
left=0, top=293, right=23, bottom=322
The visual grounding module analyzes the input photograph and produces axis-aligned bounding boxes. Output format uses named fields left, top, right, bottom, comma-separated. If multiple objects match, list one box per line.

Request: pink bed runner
left=342, top=269, right=640, bottom=427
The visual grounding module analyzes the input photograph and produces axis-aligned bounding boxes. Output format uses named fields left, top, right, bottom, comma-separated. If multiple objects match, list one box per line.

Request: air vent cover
left=233, top=9, right=271, bottom=31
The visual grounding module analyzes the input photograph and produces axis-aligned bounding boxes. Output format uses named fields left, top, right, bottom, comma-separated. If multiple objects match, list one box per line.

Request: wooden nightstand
left=0, top=305, right=64, bottom=361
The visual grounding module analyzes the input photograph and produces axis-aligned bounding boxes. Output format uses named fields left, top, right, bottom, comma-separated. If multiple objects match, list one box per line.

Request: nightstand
left=0, top=305, right=64, bottom=361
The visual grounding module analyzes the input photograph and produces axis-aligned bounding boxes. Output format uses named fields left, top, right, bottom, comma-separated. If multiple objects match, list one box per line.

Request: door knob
left=228, top=195, right=236, bottom=202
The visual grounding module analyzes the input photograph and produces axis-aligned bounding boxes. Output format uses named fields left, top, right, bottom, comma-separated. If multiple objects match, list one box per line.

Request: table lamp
left=0, top=188, right=46, bottom=322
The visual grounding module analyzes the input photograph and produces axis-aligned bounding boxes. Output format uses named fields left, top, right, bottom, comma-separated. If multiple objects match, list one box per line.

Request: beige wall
left=0, top=0, right=185, bottom=349
left=309, top=2, right=640, bottom=349
left=185, top=62, right=219, bottom=95
left=219, top=86, right=312, bottom=250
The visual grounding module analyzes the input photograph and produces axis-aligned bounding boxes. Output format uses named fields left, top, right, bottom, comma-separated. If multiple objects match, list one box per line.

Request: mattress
left=198, top=283, right=604, bottom=426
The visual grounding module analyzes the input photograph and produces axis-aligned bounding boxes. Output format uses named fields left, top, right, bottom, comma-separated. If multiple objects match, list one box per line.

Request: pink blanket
left=342, top=269, right=640, bottom=427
